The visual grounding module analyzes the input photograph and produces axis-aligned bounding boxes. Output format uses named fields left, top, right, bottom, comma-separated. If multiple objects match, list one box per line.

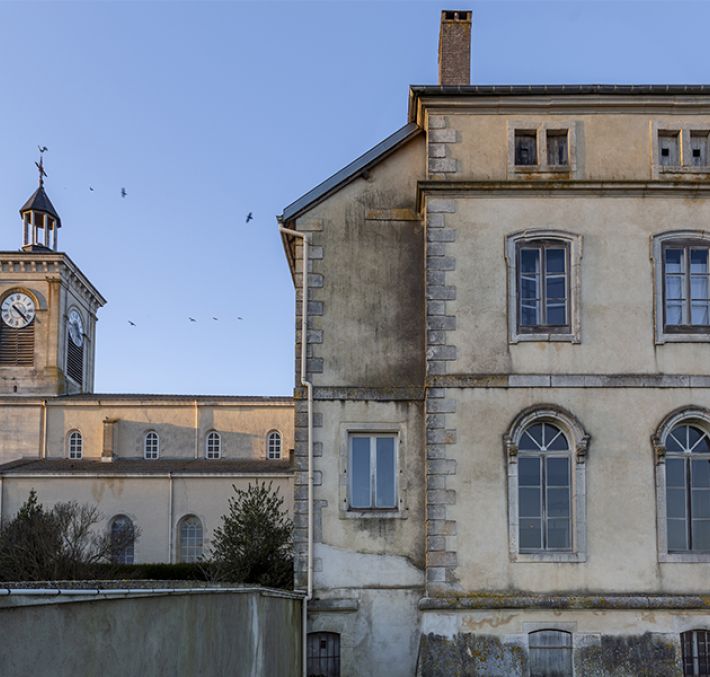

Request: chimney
left=438, top=10, right=472, bottom=86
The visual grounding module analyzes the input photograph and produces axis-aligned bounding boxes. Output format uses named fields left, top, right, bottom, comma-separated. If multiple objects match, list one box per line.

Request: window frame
left=652, top=122, right=710, bottom=176
left=178, top=514, right=204, bottom=563
left=505, top=405, right=589, bottom=563
left=528, top=629, right=574, bottom=677
left=143, top=431, right=160, bottom=460
left=654, top=408, right=710, bottom=562
left=682, top=629, right=710, bottom=677
left=348, top=433, right=398, bottom=511
left=267, top=430, right=282, bottom=460
left=67, top=430, right=83, bottom=459
left=506, top=230, right=583, bottom=344
left=507, top=121, right=577, bottom=177
left=653, top=231, right=710, bottom=343
left=205, top=431, right=221, bottom=460
left=109, top=514, right=135, bottom=565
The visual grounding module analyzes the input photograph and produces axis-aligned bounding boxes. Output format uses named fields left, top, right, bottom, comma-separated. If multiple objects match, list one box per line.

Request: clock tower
left=0, top=157, right=105, bottom=395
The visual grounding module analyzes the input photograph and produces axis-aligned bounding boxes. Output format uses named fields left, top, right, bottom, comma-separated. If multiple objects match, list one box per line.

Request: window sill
left=656, top=332, right=710, bottom=344
left=511, top=165, right=572, bottom=175
left=659, top=552, right=710, bottom=563
left=512, top=552, right=586, bottom=563
left=511, top=332, right=580, bottom=344
left=659, top=166, right=710, bottom=175
left=341, top=507, right=407, bottom=520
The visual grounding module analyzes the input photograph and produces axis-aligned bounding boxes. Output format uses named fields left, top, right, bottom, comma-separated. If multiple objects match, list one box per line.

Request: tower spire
left=20, top=147, right=61, bottom=252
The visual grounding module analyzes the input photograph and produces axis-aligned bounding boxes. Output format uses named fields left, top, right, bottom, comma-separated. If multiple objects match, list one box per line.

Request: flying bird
left=89, top=186, right=94, bottom=192
left=188, top=317, right=196, bottom=322
left=128, top=320, right=136, bottom=326
left=246, top=212, right=253, bottom=223
left=38, top=145, right=48, bottom=153
left=121, top=188, right=127, bottom=198
left=212, top=317, right=219, bottom=321
left=237, top=317, right=243, bottom=320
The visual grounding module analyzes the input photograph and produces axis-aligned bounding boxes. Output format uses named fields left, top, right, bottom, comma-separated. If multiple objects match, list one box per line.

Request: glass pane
left=375, top=437, right=396, bottom=508
left=691, top=275, right=709, bottom=299
left=546, top=248, right=566, bottom=274
left=666, top=458, right=686, bottom=485
left=350, top=438, right=371, bottom=508
left=548, top=488, right=570, bottom=518
left=545, top=430, right=569, bottom=452
left=691, top=303, right=709, bottom=325
left=665, top=248, right=684, bottom=273
left=692, top=490, right=710, bottom=519
left=691, top=248, right=708, bottom=273
left=692, top=520, right=710, bottom=551
left=666, top=431, right=686, bottom=454
left=546, top=303, right=566, bottom=326
left=666, top=487, right=687, bottom=519
left=690, top=427, right=710, bottom=453
left=520, top=249, right=540, bottom=274
left=667, top=517, right=688, bottom=551
left=519, top=487, right=541, bottom=517
left=665, top=276, right=684, bottom=300
left=519, top=518, right=542, bottom=549
left=666, top=301, right=683, bottom=325
left=547, top=457, right=569, bottom=484
left=692, top=459, right=710, bottom=487
left=521, top=275, right=538, bottom=299
left=521, top=425, right=543, bottom=451
left=546, top=276, right=566, bottom=299
left=547, top=518, right=570, bottom=549
left=521, top=303, right=540, bottom=326
left=519, top=457, right=541, bottom=484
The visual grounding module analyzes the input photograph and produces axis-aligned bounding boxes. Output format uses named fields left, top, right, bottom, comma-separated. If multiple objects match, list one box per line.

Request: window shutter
left=0, top=324, right=34, bottom=365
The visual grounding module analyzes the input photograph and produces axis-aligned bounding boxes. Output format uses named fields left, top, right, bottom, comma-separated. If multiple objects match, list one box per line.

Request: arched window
left=110, top=515, right=135, bottom=564
left=682, top=629, right=710, bottom=676
left=67, top=430, right=83, bottom=459
left=178, top=515, right=203, bottom=563
left=505, top=405, right=589, bottom=562
left=144, top=431, right=159, bottom=459
left=267, top=430, right=282, bottom=460
left=529, top=630, right=573, bottom=677
left=205, top=431, right=221, bottom=459
left=307, top=632, right=340, bottom=677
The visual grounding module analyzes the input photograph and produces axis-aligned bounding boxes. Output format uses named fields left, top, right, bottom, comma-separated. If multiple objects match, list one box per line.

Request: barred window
left=205, top=431, right=221, bottom=459
left=267, top=430, right=282, bottom=460
left=682, top=630, right=710, bottom=676
left=307, top=632, right=340, bottom=677
left=144, top=431, right=159, bottom=459
left=67, top=430, right=83, bottom=459
left=178, top=515, right=203, bottom=563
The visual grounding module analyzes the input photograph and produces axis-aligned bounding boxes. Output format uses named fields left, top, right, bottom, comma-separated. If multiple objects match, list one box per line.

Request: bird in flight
left=212, top=317, right=219, bottom=321
left=89, top=186, right=94, bottom=192
left=188, top=317, right=196, bottom=322
left=121, top=188, right=127, bottom=198
left=38, top=145, right=48, bottom=153
left=237, top=316, right=243, bottom=320
left=128, top=320, right=136, bottom=326
left=246, top=212, right=253, bottom=223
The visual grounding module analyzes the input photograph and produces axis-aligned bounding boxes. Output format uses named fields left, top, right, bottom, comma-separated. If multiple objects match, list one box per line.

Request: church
left=0, top=160, right=294, bottom=565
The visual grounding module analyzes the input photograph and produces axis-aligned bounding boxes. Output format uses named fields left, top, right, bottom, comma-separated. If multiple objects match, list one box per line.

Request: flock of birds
left=36, top=146, right=256, bottom=332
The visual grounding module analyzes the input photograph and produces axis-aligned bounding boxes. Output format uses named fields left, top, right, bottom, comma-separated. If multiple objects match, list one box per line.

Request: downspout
left=193, top=399, right=199, bottom=459
left=279, top=223, right=312, bottom=677
left=41, top=399, right=48, bottom=459
left=167, top=472, right=174, bottom=563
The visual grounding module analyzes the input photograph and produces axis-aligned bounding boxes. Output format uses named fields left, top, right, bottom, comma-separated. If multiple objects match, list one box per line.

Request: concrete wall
left=0, top=589, right=302, bottom=677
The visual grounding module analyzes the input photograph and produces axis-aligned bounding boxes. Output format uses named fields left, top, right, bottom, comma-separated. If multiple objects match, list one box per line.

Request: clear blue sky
left=0, top=1, right=707, bottom=396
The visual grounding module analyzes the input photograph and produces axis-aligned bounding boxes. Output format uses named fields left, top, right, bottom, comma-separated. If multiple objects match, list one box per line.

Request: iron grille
left=0, top=323, right=34, bottom=366
left=683, top=630, right=710, bottom=676
left=66, top=337, right=83, bottom=386
left=307, top=632, right=340, bottom=677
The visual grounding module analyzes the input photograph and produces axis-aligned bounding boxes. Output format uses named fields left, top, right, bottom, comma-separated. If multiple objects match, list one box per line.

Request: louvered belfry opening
left=66, top=336, right=83, bottom=386
left=0, top=323, right=34, bottom=365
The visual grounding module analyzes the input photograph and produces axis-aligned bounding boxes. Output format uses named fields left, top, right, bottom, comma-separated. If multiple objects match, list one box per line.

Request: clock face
left=1, top=292, right=36, bottom=329
left=68, top=309, right=84, bottom=347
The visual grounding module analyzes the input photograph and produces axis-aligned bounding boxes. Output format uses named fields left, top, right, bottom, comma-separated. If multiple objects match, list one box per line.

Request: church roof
left=19, top=186, right=61, bottom=226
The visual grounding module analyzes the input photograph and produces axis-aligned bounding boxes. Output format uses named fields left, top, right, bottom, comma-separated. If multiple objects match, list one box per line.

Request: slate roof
left=19, top=187, right=61, bottom=226
left=0, top=458, right=293, bottom=475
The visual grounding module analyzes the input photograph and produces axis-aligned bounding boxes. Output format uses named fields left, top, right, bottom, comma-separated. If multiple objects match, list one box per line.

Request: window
left=529, top=630, right=573, bottom=677
left=110, top=515, right=135, bottom=564
left=178, top=515, right=203, bottom=562
left=690, top=132, right=709, bottom=167
left=307, top=632, right=340, bottom=677
left=653, top=233, right=710, bottom=343
left=682, top=630, right=710, bottom=676
left=506, top=230, right=582, bottom=343
left=659, top=131, right=680, bottom=167
left=546, top=130, right=568, bottom=167
left=205, top=431, right=221, bottom=459
left=349, top=433, right=397, bottom=510
left=267, top=430, right=282, bottom=460
left=144, top=431, right=159, bottom=459
left=67, top=430, right=83, bottom=459
left=515, top=130, right=537, bottom=166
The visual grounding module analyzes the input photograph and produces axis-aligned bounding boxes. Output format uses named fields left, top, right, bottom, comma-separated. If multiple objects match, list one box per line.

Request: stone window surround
left=651, top=121, right=710, bottom=177
left=652, top=230, right=710, bottom=344
left=338, top=421, right=408, bottom=520
left=507, top=120, right=578, bottom=177
left=504, top=405, right=589, bottom=563
left=505, top=229, right=583, bottom=344
left=653, top=406, right=710, bottom=563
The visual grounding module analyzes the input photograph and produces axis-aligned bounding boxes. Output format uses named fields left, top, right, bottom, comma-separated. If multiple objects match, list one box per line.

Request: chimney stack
left=438, top=10, right=472, bottom=86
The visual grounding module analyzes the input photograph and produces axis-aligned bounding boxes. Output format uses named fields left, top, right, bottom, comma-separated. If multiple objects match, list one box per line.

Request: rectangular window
left=664, top=245, right=710, bottom=330
left=682, top=630, right=710, bottom=676
left=349, top=434, right=397, bottom=510
left=529, top=630, right=573, bottom=677
left=659, top=131, right=680, bottom=167
left=547, top=130, right=569, bottom=166
left=518, top=242, right=569, bottom=332
left=690, top=132, right=709, bottom=167
left=515, top=131, right=537, bottom=166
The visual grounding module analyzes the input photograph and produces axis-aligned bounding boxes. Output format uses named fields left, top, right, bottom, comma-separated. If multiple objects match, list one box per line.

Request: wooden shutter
left=0, top=323, right=34, bottom=365
left=66, top=338, right=83, bottom=386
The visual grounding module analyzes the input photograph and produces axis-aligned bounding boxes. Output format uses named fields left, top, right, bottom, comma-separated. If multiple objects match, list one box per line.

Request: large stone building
left=0, top=164, right=294, bottom=565
left=281, top=11, right=710, bottom=677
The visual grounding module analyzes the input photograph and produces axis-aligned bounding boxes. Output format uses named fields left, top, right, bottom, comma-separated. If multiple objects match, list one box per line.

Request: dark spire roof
left=19, top=186, right=61, bottom=227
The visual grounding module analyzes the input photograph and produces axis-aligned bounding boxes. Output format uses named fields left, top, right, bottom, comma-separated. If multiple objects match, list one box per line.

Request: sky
left=0, top=0, right=708, bottom=396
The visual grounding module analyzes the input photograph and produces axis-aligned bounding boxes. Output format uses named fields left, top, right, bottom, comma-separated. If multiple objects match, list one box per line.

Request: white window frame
left=653, top=407, right=710, bottom=563
left=505, top=230, right=583, bottom=344
left=143, top=431, right=160, bottom=460
left=178, top=514, right=204, bottom=563
left=109, top=514, right=135, bottom=565
left=652, top=121, right=710, bottom=177
left=652, top=231, right=710, bottom=343
left=267, top=430, right=282, bottom=460
left=205, top=431, right=221, bottom=459
left=504, top=405, right=589, bottom=563
left=507, top=121, right=578, bottom=177
left=339, top=422, right=408, bottom=520
left=67, top=430, right=83, bottom=459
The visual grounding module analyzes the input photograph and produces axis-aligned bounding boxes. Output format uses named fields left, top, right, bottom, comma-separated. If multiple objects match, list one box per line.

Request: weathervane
left=35, top=145, right=48, bottom=188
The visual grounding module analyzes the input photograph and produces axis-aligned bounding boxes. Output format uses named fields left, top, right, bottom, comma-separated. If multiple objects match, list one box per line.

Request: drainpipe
left=167, top=472, right=174, bottom=563
left=279, top=223, right=312, bottom=677
left=41, top=400, right=48, bottom=459
left=193, top=400, right=199, bottom=459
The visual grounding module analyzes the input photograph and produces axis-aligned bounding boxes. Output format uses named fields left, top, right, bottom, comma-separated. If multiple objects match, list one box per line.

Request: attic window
left=515, top=131, right=538, bottom=166
left=659, top=131, right=680, bottom=167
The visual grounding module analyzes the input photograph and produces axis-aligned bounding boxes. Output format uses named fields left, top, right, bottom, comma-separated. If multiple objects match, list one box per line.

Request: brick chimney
left=438, top=10, right=472, bottom=86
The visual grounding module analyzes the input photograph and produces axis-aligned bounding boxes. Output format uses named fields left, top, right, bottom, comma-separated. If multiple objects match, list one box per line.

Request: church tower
left=0, top=154, right=105, bottom=395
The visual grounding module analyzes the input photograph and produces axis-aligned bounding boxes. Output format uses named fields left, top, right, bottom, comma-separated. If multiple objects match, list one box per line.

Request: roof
left=55, top=393, right=293, bottom=404
left=279, top=122, right=422, bottom=223
left=19, top=187, right=61, bottom=226
left=0, top=458, right=293, bottom=476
